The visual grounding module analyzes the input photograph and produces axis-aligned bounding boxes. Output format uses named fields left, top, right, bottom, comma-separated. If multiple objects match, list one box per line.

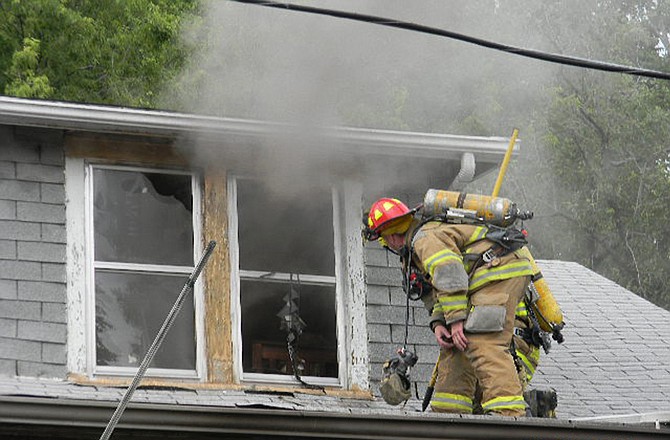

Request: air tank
left=516, top=247, right=564, bottom=333
left=422, top=189, right=519, bottom=226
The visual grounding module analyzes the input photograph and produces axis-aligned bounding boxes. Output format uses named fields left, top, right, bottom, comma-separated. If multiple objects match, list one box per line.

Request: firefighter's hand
left=433, top=325, right=454, bottom=349
left=450, top=320, right=468, bottom=351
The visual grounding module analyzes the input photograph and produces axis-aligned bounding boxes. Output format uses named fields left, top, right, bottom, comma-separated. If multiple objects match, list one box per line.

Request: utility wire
left=227, top=0, right=670, bottom=81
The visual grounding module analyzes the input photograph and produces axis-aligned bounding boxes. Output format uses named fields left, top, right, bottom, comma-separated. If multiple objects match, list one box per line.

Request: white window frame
left=65, top=158, right=206, bottom=380
left=229, top=175, right=348, bottom=388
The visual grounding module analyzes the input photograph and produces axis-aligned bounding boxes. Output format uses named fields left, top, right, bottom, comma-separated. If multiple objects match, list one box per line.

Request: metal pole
left=99, top=240, right=217, bottom=440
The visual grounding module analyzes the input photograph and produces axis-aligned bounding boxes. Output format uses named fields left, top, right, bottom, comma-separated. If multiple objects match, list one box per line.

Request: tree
left=456, top=0, right=670, bottom=309
left=4, top=37, right=54, bottom=98
left=544, top=75, right=670, bottom=309
left=0, top=0, right=199, bottom=107
left=493, top=0, right=670, bottom=309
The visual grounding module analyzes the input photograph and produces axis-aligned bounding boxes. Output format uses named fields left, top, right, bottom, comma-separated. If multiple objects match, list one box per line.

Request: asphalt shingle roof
left=532, top=260, right=670, bottom=419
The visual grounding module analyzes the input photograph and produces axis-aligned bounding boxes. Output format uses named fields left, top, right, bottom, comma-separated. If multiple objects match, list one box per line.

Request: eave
left=0, top=96, right=513, bottom=164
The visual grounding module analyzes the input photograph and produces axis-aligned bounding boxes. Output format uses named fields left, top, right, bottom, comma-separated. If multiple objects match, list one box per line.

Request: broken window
left=232, top=177, right=340, bottom=384
left=91, top=165, right=202, bottom=377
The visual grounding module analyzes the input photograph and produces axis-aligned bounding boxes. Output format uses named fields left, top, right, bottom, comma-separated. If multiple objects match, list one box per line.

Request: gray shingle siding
left=0, top=220, right=41, bottom=241
left=0, top=318, right=17, bottom=338
left=0, top=161, right=15, bottom=179
left=0, top=127, right=67, bottom=379
left=0, top=180, right=40, bottom=202
left=364, top=241, right=437, bottom=397
left=18, top=281, right=66, bottom=303
left=0, top=240, right=16, bottom=259
left=0, top=200, right=16, bottom=220
left=0, top=280, right=17, bottom=300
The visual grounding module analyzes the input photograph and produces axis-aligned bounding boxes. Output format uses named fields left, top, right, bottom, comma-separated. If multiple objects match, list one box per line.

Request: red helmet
left=363, top=198, right=413, bottom=241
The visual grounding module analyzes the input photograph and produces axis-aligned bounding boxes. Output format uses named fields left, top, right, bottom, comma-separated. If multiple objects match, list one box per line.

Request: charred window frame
left=73, top=162, right=205, bottom=379
left=229, top=176, right=345, bottom=387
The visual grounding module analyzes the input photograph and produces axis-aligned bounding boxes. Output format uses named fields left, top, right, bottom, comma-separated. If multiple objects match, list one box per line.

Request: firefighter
left=364, top=197, right=534, bottom=417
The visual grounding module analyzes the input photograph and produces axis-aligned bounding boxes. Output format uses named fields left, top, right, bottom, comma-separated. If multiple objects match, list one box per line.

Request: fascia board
left=0, top=396, right=666, bottom=439
left=0, top=96, right=513, bottom=163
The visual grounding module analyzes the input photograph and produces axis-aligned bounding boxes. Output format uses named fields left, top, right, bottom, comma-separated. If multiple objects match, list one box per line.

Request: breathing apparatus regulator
left=403, top=267, right=429, bottom=301
left=379, top=347, right=418, bottom=405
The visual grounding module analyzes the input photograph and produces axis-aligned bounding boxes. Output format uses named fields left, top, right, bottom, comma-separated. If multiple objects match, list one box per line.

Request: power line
left=227, top=0, right=670, bottom=81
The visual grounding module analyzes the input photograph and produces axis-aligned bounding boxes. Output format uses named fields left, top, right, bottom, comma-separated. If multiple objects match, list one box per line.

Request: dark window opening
left=236, top=178, right=338, bottom=379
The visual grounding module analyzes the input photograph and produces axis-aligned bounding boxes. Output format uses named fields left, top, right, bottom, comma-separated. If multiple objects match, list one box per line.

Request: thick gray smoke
left=174, top=1, right=554, bottom=121
left=167, top=0, right=558, bottom=195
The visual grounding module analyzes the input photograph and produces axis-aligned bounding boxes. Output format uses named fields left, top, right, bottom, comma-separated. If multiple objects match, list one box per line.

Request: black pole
left=99, top=240, right=217, bottom=440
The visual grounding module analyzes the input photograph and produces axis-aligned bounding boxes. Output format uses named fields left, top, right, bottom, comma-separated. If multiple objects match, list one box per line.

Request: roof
left=531, top=260, right=670, bottom=420
left=0, top=96, right=512, bottom=163
left=0, top=381, right=667, bottom=439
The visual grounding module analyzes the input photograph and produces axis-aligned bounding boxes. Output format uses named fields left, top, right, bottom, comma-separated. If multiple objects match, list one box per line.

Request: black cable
left=286, top=273, right=325, bottom=391
left=227, top=0, right=670, bottom=81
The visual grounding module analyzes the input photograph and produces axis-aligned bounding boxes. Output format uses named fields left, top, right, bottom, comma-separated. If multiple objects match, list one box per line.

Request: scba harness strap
left=463, top=225, right=529, bottom=277
left=400, top=218, right=529, bottom=301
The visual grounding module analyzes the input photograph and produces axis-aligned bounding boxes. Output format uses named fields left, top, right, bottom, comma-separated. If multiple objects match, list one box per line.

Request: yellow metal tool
left=421, top=354, right=440, bottom=412
left=492, top=128, right=519, bottom=198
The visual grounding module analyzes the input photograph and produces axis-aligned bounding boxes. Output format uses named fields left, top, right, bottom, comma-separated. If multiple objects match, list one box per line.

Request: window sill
left=67, top=373, right=373, bottom=400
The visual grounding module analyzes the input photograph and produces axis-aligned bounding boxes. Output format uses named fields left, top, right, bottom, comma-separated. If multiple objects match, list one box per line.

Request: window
left=66, top=149, right=369, bottom=390
left=230, top=177, right=343, bottom=386
left=86, top=165, right=203, bottom=378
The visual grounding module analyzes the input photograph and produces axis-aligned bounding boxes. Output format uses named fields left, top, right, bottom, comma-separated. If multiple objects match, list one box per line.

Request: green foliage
left=532, top=1, right=670, bottom=309
left=5, top=37, right=54, bottom=98
left=462, top=0, right=670, bottom=310
left=0, top=0, right=199, bottom=107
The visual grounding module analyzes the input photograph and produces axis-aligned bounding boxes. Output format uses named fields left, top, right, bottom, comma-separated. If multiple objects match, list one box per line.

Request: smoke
left=165, top=0, right=559, bottom=197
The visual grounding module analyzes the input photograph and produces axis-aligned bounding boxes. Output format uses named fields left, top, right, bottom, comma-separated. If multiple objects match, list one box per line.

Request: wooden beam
left=67, top=373, right=372, bottom=398
left=203, top=169, right=234, bottom=383
left=64, top=132, right=188, bottom=166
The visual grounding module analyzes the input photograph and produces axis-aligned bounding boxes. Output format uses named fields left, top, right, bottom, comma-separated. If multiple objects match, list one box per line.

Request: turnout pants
left=431, top=276, right=530, bottom=416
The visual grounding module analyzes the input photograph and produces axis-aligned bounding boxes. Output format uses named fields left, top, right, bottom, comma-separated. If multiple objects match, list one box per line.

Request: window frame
left=67, top=158, right=206, bottom=380
left=65, top=148, right=370, bottom=391
left=228, top=175, right=346, bottom=387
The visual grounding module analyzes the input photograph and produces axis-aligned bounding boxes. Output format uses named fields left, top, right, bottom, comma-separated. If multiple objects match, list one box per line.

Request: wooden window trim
left=65, top=133, right=234, bottom=384
left=203, top=169, right=234, bottom=383
left=65, top=132, right=188, bottom=167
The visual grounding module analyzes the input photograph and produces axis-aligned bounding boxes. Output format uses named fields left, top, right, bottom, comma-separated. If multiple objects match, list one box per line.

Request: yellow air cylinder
left=422, top=189, right=518, bottom=226
left=517, top=247, right=564, bottom=332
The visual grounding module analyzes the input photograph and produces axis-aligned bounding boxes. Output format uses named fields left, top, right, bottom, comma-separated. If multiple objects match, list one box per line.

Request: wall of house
left=0, top=121, right=452, bottom=394
left=0, top=125, right=68, bottom=378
